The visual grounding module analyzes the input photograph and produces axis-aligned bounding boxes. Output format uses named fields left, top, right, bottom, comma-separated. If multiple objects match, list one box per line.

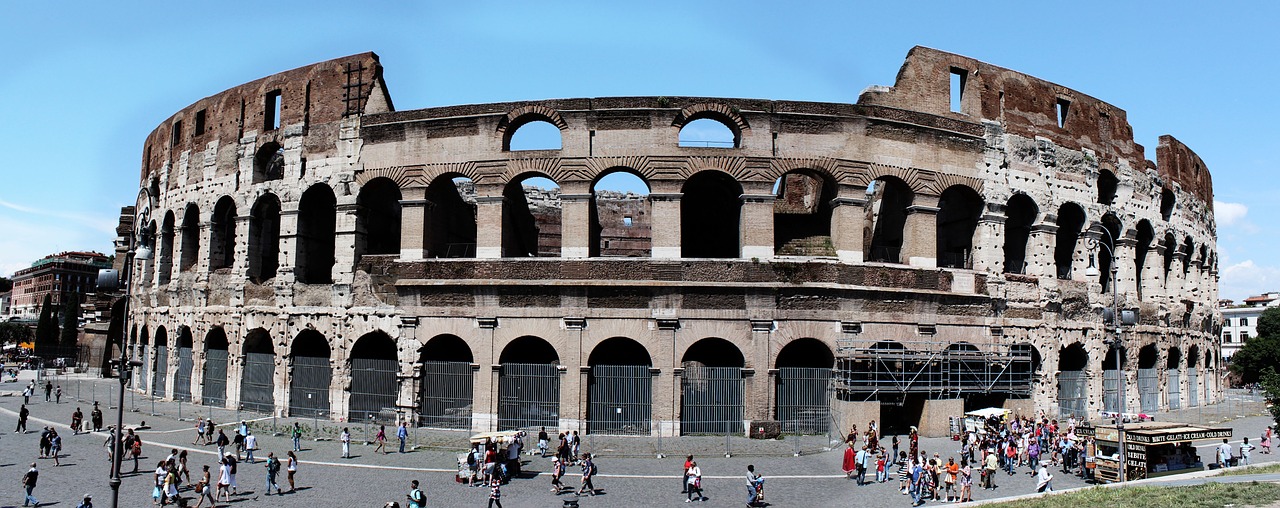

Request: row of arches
left=1056, top=341, right=1218, bottom=417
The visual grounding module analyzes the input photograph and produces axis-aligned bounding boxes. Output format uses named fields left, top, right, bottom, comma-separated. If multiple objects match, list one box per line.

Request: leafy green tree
left=34, top=293, right=59, bottom=358
left=1256, top=307, right=1280, bottom=340
left=1262, top=368, right=1280, bottom=428
left=0, top=322, right=32, bottom=345
left=1232, top=307, right=1280, bottom=385
left=59, top=293, right=80, bottom=356
left=0, top=276, right=12, bottom=292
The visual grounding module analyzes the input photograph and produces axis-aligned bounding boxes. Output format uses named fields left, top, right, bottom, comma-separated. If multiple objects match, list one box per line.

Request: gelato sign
left=1125, top=428, right=1231, bottom=445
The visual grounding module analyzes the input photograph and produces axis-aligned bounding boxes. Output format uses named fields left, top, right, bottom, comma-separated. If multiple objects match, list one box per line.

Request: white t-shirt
left=245, top=435, right=257, bottom=450
left=218, top=464, right=231, bottom=484
left=1219, top=443, right=1233, bottom=462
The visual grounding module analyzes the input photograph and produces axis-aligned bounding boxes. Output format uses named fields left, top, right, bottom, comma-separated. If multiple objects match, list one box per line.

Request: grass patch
left=979, top=481, right=1280, bottom=508
left=1221, top=462, right=1280, bottom=476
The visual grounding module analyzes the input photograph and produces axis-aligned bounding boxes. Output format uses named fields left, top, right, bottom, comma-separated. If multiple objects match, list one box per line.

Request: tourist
left=21, top=463, right=39, bottom=507
left=341, top=427, right=351, bottom=458
left=216, top=456, right=232, bottom=503
left=944, top=456, right=958, bottom=502
left=576, top=452, right=596, bottom=496
left=1240, top=437, right=1255, bottom=466
left=54, top=385, right=61, bottom=404
left=153, top=461, right=168, bottom=505
left=76, top=493, right=92, bottom=508
left=44, top=380, right=52, bottom=401
left=550, top=456, right=565, bottom=494
left=983, top=447, right=999, bottom=489
left=22, top=384, right=31, bottom=404
left=1218, top=438, right=1233, bottom=468
left=1036, top=461, right=1053, bottom=492
left=397, top=421, right=408, bottom=453
left=746, top=464, right=764, bottom=507
left=215, top=429, right=229, bottom=460
left=16, top=403, right=29, bottom=432
left=194, top=417, right=206, bottom=445
left=193, top=465, right=215, bottom=508
left=179, top=450, right=190, bottom=484
left=685, top=460, right=705, bottom=502
left=488, top=477, right=503, bottom=508
left=538, top=426, right=549, bottom=457
left=91, top=402, right=103, bottom=431
left=244, top=429, right=258, bottom=463
left=226, top=453, right=239, bottom=495
left=406, top=479, right=425, bottom=508
left=292, top=422, right=303, bottom=452
left=958, top=459, right=973, bottom=503
left=233, top=430, right=245, bottom=460
left=264, top=452, right=283, bottom=495
left=683, top=455, right=695, bottom=492
left=71, top=407, right=83, bottom=434
left=375, top=424, right=388, bottom=454
left=49, top=429, right=61, bottom=467
left=1264, top=426, right=1273, bottom=454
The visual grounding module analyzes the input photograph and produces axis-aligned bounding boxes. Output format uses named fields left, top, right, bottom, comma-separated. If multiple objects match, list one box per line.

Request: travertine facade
left=120, top=47, right=1220, bottom=436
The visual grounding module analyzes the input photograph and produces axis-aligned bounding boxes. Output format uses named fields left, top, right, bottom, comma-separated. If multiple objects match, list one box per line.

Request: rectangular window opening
left=264, top=90, right=282, bottom=131
left=623, top=216, right=633, bottom=227
left=1056, top=98, right=1071, bottom=128
left=194, top=109, right=207, bottom=135
left=949, top=68, right=967, bottom=113
left=171, top=120, right=182, bottom=146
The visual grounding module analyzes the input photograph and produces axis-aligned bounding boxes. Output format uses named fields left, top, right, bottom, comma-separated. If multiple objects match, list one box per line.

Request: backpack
left=268, top=458, right=280, bottom=474
left=411, top=488, right=424, bottom=503
left=132, top=439, right=142, bottom=456
left=590, top=462, right=598, bottom=476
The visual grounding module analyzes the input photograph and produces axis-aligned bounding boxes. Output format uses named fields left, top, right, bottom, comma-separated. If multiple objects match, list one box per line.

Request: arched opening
left=587, top=337, right=653, bottom=435
left=248, top=193, right=282, bottom=283
left=1167, top=347, right=1182, bottom=410
left=497, top=336, right=560, bottom=430
left=775, top=338, right=833, bottom=434
left=1057, top=343, right=1088, bottom=417
left=1009, top=343, right=1042, bottom=391
left=679, top=117, right=738, bottom=148
left=1003, top=194, right=1037, bottom=274
left=424, top=175, right=477, bottom=258
left=209, top=197, right=237, bottom=272
left=1187, top=344, right=1201, bottom=407
left=1098, top=214, right=1123, bottom=293
left=240, top=328, right=276, bottom=414
left=866, top=177, right=912, bottom=264
left=1055, top=203, right=1086, bottom=279
left=773, top=170, right=836, bottom=257
left=1182, top=237, right=1196, bottom=279
left=1135, top=220, right=1155, bottom=300
left=153, top=326, right=169, bottom=398
left=1102, top=344, right=1125, bottom=413
left=681, top=337, right=744, bottom=435
left=1163, top=232, right=1177, bottom=284
left=681, top=171, right=743, bottom=258
left=1138, top=344, right=1159, bottom=412
left=935, top=185, right=982, bottom=269
left=348, top=331, right=399, bottom=423
left=506, top=120, right=562, bottom=151
left=253, top=142, right=285, bottom=183
left=590, top=170, right=651, bottom=257
left=296, top=184, right=336, bottom=283
left=158, top=211, right=175, bottom=285
left=201, top=327, right=229, bottom=407
left=418, top=335, right=474, bottom=429
left=174, top=326, right=195, bottom=402
left=502, top=175, right=561, bottom=257
left=179, top=205, right=200, bottom=272
left=144, top=219, right=158, bottom=284
left=356, top=178, right=402, bottom=260
left=1160, top=187, right=1176, bottom=221
left=137, top=327, right=150, bottom=390
left=289, top=330, right=331, bottom=418
left=1097, top=169, right=1118, bottom=205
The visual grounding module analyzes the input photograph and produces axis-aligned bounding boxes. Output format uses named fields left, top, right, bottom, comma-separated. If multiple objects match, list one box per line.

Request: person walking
left=264, top=452, right=282, bottom=495
left=128, top=429, right=142, bottom=473
left=215, top=429, right=229, bottom=459
left=1264, top=426, right=1274, bottom=454
left=54, top=386, right=61, bottom=404
left=397, top=421, right=408, bottom=453
left=746, top=464, right=764, bottom=507
left=286, top=451, right=298, bottom=492
left=22, top=384, right=31, bottom=405
left=550, top=456, right=565, bottom=494
left=193, top=465, right=215, bottom=508
left=216, top=457, right=232, bottom=503
left=538, top=427, right=549, bottom=457
left=244, top=429, right=258, bottom=463
left=374, top=425, right=388, bottom=454
left=685, top=461, right=704, bottom=502
left=91, top=402, right=103, bottom=432
left=233, top=430, right=245, bottom=460
left=76, top=493, right=92, bottom=508
left=292, top=422, right=303, bottom=452
left=49, top=430, right=61, bottom=467
left=71, top=407, right=83, bottom=435
left=682, top=455, right=694, bottom=493
left=226, top=453, right=239, bottom=495
left=983, top=448, right=999, bottom=489
left=487, top=476, right=503, bottom=508
left=16, top=403, right=29, bottom=433
left=959, top=459, right=973, bottom=503
left=205, top=417, right=216, bottom=444
left=406, top=479, right=425, bottom=508
left=43, top=381, right=52, bottom=402
left=194, top=418, right=206, bottom=445
left=1241, top=437, right=1255, bottom=466
left=21, top=463, right=39, bottom=507
left=1036, top=461, right=1053, bottom=492
left=576, top=453, right=596, bottom=496
left=340, top=427, right=351, bottom=458
left=1218, top=438, right=1234, bottom=468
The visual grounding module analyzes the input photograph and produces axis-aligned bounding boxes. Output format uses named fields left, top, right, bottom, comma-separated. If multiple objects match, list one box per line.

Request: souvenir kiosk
left=1076, top=422, right=1231, bottom=482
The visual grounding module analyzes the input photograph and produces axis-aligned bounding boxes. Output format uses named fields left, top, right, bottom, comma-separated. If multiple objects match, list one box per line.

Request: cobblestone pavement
left=1, top=370, right=1275, bottom=507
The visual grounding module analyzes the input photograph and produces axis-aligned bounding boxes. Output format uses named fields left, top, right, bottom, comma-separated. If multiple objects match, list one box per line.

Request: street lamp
left=97, top=221, right=151, bottom=508
left=1085, top=227, right=1136, bottom=482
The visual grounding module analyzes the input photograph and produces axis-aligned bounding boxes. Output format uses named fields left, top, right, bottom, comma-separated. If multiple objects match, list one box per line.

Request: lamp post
left=1085, top=227, right=1129, bottom=482
left=98, top=222, right=151, bottom=507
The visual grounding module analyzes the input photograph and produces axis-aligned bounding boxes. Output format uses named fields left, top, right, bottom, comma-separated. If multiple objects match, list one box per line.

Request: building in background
left=9, top=251, right=112, bottom=320
left=1220, top=292, right=1278, bottom=361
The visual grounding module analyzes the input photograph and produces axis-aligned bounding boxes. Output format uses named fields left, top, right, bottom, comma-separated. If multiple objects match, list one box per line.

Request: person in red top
left=842, top=445, right=857, bottom=479
left=682, top=455, right=694, bottom=493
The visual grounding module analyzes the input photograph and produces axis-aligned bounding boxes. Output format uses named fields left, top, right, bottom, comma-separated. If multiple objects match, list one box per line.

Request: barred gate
left=1167, top=369, right=1181, bottom=410
left=202, top=349, right=228, bottom=407
left=588, top=365, right=652, bottom=435
left=349, top=358, right=399, bottom=423
left=153, top=346, right=168, bottom=398
left=289, top=356, right=331, bottom=418
left=1137, top=368, right=1159, bottom=413
left=681, top=364, right=743, bottom=435
left=137, top=345, right=148, bottom=389
left=776, top=367, right=831, bottom=435
left=1205, top=372, right=1212, bottom=404
left=240, top=352, right=276, bottom=413
left=1187, top=368, right=1199, bottom=408
left=418, top=361, right=473, bottom=429
left=1057, top=371, right=1087, bottom=418
left=497, top=363, right=559, bottom=431
left=1102, top=369, right=1121, bottom=413
left=174, top=347, right=194, bottom=401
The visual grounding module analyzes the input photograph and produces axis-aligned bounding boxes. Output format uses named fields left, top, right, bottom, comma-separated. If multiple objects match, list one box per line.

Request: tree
left=59, top=293, right=80, bottom=357
left=33, top=293, right=59, bottom=359
left=1231, top=307, right=1280, bottom=385
left=1257, top=307, right=1280, bottom=340
left=0, top=276, right=12, bottom=292
left=1262, top=368, right=1280, bottom=428
left=0, top=322, right=32, bottom=345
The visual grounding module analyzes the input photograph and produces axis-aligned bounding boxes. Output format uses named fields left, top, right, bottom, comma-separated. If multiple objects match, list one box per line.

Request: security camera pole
left=99, top=221, right=151, bottom=508
left=1086, top=226, right=1129, bottom=482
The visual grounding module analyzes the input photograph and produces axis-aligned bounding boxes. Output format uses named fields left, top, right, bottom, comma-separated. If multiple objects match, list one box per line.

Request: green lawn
left=1221, top=462, right=1280, bottom=476
left=979, top=482, right=1280, bottom=508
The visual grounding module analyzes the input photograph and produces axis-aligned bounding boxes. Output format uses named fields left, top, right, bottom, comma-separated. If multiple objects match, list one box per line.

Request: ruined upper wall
left=138, top=52, right=390, bottom=183
left=858, top=46, right=1212, bottom=207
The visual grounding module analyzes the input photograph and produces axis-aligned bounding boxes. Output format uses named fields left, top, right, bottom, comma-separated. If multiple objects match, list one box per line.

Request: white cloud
left=1214, top=200, right=1248, bottom=227
left=1220, top=259, right=1280, bottom=301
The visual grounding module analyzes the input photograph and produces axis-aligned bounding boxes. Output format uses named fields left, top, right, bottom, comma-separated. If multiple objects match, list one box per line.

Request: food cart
left=1076, top=422, right=1230, bottom=482
left=949, top=408, right=1009, bottom=440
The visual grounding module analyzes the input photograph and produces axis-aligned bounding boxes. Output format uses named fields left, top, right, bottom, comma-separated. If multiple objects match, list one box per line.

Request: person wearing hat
left=550, top=456, right=565, bottom=494
left=76, top=493, right=92, bottom=508
left=1035, top=460, right=1053, bottom=492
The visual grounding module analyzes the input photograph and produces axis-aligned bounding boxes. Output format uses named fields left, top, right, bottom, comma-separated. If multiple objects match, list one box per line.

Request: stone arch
left=153, top=325, right=169, bottom=398
left=348, top=330, right=399, bottom=422
left=1097, top=213, right=1124, bottom=292
left=158, top=211, right=176, bottom=284
left=936, top=184, right=983, bottom=269
left=296, top=184, right=337, bottom=284
left=424, top=173, right=477, bottom=258
left=587, top=337, right=654, bottom=434
left=253, top=141, right=285, bottom=183
left=248, top=193, right=282, bottom=282
left=209, top=196, right=237, bottom=271
left=774, top=337, right=834, bottom=434
left=1135, top=220, right=1155, bottom=300
left=681, top=170, right=743, bottom=258
left=289, top=329, right=331, bottom=418
left=590, top=167, right=651, bottom=257
left=1055, top=202, right=1086, bottom=279
left=418, top=335, right=474, bottom=429
left=179, top=204, right=200, bottom=272
left=173, top=325, right=195, bottom=401
left=1057, top=342, right=1088, bottom=417
left=1181, top=236, right=1195, bottom=278
left=773, top=168, right=837, bottom=257
left=681, top=337, right=745, bottom=434
left=497, top=336, right=560, bottom=430
left=1160, top=186, right=1176, bottom=221
left=240, top=328, right=276, bottom=413
left=866, top=175, right=914, bottom=264
left=355, top=177, right=402, bottom=259
left=498, top=106, right=567, bottom=151
left=776, top=337, right=834, bottom=369
left=673, top=103, right=748, bottom=148
left=588, top=337, right=653, bottom=367
left=1138, top=343, right=1160, bottom=411
left=1097, top=169, right=1118, bottom=205
left=202, top=327, right=230, bottom=407
left=502, top=172, right=561, bottom=257
left=420, top=334, right=474, bottom=363
left=499, top=335, right=560, bottom=364
left=1004, top=194, right=1038, bottom=274
left=1162, top=232, right=1178, bottom=283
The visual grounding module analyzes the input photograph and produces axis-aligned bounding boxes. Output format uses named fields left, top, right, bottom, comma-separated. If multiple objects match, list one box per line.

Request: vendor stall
left=1077, top=422, right=1230, bottom=482
left=949, top=408, right=1009, bottom=440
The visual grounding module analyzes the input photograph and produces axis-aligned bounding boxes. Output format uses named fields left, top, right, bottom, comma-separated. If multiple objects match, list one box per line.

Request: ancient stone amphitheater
left=118, top=47, right=1220, bottom=437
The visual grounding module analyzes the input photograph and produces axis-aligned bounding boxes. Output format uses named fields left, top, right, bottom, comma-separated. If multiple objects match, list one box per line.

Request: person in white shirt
left=1035, top=461, right=1053, bottom=492
left=1218, top=438, right=1234, bottom=468
left=341, top=427, right=351, bottom=458
left=244, top=430, right=258, bottom=463
left=1240, top=437, right=1255, bottom=466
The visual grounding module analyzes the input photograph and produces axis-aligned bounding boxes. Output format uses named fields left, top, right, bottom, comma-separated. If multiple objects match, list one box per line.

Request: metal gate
left=1187, top=368, right=1199, bottom=407
left=1102, top=369, right=1121, bottom=413
left=153, top=346, right=168, bottom=398
left=1057, top=371, right=1087, bottom=418
left=202, top=349, right=228, bottom=407
left=241, top=352, right=276, bottom=414
left=289, top=356, right=331, bottom=418
left=497, top=363, right=559, bottom=431
left=349, top=358, right=399, bottom=423
left=588, top=365, right=652, bottom=435
left=1138, top=368, right=1159, bottom=413
left=418, top=361, right=473, bottom=429
left=681, top=363, right=743, bottom=435
left=1205, top=372, right=1212, bottom=404
left=776, top=367, right=831, bottom=435
left=137, top=345, right=148, bottom=390
left=174, top=347, right=193, bottom=401
left=1167, top=369, right=1181, bottom=410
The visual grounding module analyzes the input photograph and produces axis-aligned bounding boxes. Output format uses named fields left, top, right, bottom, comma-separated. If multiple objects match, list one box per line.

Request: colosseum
left=115, top=46, right=1221, bottom=437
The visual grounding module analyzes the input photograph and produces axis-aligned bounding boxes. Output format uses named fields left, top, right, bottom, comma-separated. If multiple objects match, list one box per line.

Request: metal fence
left=1167, top=369, right=1181, bottom=410
left=137, top=344, right=148, bottom=389
left=242, top=352, right=276, bottom=413
left=202, top=349, right=228, bottom=407
left=348, top=357, right=398, bottom=423
left=1102, top=369, right=1120, bottom=413
left=681, top=364, right=743, bottom=435
left=776, top=367, right=831, bottom=435
left=587, top=365, right=652, bottom=435
left=290, top=356, right=331, bottom=418
left=153, top=346, right=168, bottom=398
left=497, top=363, right=559, bottom=431
left=174, top=346, right=193, bottom=401
left=1187, top=368, right=1199, bottom=408
left=418, top=360, right=473, bottom=429
left=1057, top=371, right=1087, bottom=418
left=1137, top=368, right=1159, bottom=413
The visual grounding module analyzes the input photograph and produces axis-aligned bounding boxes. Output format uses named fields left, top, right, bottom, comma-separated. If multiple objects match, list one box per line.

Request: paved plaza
left=0, top=369, right=1276, bottom=507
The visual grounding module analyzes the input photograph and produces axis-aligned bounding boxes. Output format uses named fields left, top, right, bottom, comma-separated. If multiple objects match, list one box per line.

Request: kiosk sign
left=1126, top=429, right=1231, bottom=445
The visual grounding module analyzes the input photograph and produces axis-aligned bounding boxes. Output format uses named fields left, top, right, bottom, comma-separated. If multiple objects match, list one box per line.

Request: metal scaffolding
left=834, top=340, right=1037, bottom=399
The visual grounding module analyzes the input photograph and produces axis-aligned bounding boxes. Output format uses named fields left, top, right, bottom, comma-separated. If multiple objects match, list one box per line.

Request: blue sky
left=1, top=1, right=1275, bottom=301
